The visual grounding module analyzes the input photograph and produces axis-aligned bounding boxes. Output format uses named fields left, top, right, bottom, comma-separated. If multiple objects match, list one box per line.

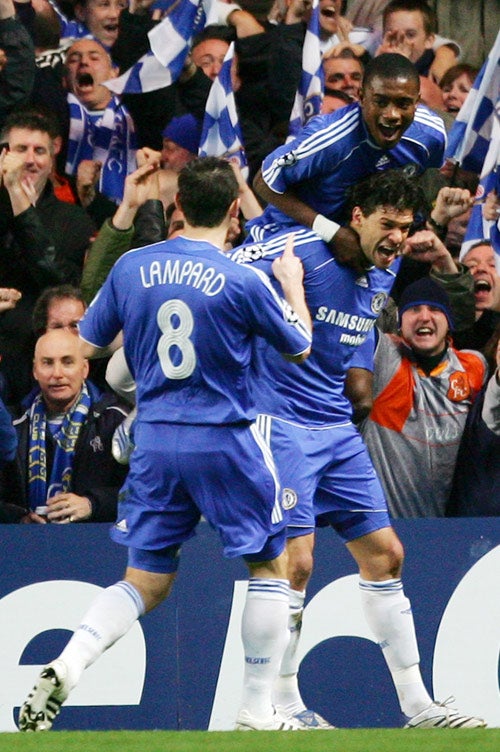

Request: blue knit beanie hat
left=398, top=277, right=454, bottom=330
left=162, top=114, right=202, bottom=154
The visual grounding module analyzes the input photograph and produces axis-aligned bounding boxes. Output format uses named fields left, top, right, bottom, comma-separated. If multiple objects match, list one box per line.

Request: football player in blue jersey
left=18, top=157, right=315, bottom=733
left=231, top=168, right=486, bottom=730
left=249, top=52, right=447, bottom=271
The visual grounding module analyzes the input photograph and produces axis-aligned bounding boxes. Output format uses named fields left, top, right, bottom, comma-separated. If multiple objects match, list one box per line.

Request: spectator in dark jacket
left=0, top=108, right=95, bottom=406
left=0, top=0, right=35, bottom=128
left=0, top=328, right=129, bottom=523
left=447, top=327, right=500, bottom=516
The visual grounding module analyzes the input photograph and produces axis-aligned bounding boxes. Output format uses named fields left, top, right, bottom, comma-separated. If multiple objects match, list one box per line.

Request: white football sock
left=59, top=581, right=145, bottom=690
left=359, top=577, right=432, bottom=717
left=273, top=588, right=306, bottom=715
left=239, top=578, right=290, bottom=721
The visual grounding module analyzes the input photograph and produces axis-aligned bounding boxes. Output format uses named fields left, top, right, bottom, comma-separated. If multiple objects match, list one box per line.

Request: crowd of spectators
left=0, top=0, right=499, bottom=527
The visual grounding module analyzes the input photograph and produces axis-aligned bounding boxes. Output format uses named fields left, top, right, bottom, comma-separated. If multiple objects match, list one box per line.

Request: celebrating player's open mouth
left=373, top=244, right=399, bottom=267
left=376, top=121, right=404, bottom=146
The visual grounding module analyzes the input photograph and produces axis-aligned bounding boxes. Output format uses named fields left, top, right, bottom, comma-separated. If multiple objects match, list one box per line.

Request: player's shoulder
left=408, top=104, right=447, bottom=142
left=267, top=104, right=362, bottom=165
left=231, top=228, right=329, bottom=268
left=112, top=240, right=169, bottom=269
left=300, top=103, right=362, bottom=146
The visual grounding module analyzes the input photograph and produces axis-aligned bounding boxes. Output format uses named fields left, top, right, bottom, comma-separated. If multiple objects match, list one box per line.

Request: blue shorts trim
left=243, top=528, right=286, bottom=563
left=287, top=525, right=315, bottom=540
left=128, top=545, right=181, bottom=575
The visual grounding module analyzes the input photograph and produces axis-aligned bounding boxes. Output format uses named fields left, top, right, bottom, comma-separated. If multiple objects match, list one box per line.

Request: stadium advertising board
left=0, top=519, right=498, bottom=731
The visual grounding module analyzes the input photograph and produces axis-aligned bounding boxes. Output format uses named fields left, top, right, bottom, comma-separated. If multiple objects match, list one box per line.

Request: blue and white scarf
left=66, top=93, right=137, bottom=203
left=28, top=384, right=92, bottom=510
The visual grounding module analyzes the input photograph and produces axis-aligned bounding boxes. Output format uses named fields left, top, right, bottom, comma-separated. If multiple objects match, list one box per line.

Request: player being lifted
left=231, top=168, right=487, bottom=729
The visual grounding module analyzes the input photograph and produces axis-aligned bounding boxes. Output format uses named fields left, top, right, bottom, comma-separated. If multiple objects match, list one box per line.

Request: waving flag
left=105, top=0, right=217, bottom=95
left=288, top=0, right=324, bottom=139
left=460, top=119, right=500, bottom=269
left=449, top=30, right=500, bottom=269
left=445, top=28, right=500, bottom=174
left=198, top=42, right=248, bottom=179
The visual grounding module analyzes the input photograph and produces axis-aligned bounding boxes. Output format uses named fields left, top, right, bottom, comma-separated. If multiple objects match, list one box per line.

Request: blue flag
left=288, top=0, right=324, bottom=139
left=445, top=29, right=500, bottom=175
left=198, top=42, right=248, bottom=179
left=460, top=122, right=500, bottom=270
left=105, top=0, right=217, bottom=95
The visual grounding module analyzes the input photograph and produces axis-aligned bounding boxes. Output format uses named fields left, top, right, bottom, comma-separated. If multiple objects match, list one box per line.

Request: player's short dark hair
left=346, top=169, right=425, bottom=217
left=32, top=285, right=86, bottom=338
left=382, top=0, right=437, bottom=36
left=362, top=53, right=420, bottom=90
left=177, top=157, right=239, bottom=228
left=1, top=107, right=61, bottom=143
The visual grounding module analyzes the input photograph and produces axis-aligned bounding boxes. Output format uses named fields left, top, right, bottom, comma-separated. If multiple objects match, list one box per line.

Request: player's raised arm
left=254, top=170, right=364, bottom=270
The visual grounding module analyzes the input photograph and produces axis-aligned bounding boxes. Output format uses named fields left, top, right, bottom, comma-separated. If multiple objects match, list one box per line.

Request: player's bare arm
left=253, top=168, right=363, bottom=269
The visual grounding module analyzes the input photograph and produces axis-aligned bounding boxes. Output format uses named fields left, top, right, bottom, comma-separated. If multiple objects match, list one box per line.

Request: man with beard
left=360, top=275, right=487, bottom=518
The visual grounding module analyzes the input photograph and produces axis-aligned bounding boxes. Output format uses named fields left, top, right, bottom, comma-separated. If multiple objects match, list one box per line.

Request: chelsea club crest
left=371, top=292, right=388, bottom=315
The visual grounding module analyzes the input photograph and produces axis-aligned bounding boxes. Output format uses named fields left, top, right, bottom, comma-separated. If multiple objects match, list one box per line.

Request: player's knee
left=125, top=566, right=176, bottom=612
left=288, top=551, right=314, bottom=590
left=356, top=536, right=405, bottom=581
left=385, top=538, right=404, bottom=578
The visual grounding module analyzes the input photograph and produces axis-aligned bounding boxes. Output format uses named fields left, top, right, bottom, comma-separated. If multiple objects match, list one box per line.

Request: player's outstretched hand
left=272, top=234, right=303, bottom=291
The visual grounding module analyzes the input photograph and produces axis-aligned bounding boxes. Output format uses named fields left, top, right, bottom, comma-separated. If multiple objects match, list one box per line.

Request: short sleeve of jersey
left=240, top=266, right=311, bottom=356
left=79, top=265, right=123, bottom=347
left=410, top=105, right=447, bottom=167
left=260, top=105, right=360, bottom=195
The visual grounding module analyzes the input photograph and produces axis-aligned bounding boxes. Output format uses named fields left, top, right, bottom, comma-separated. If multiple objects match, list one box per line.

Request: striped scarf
left=66, top=93, right=137, bottom=203
left=28, top=384, right=92, bottom=510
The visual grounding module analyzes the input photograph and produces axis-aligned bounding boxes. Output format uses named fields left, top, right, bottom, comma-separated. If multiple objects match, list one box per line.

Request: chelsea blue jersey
left=79, top=237, right=311, bottom=425
left=246, top=102, right=446, bottom=239
left=232, top=229, right=400, bottom=426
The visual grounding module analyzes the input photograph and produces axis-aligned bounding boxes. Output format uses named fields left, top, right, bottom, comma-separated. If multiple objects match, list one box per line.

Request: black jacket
left=0, top=181, right=96, bottom=404
left=0, top=385, right=129, bottom=523
left=0, top=15, right=35, bottom=127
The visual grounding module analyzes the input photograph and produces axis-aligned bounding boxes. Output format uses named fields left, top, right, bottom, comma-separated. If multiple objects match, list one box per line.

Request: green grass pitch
left=0, top=728, right=498, bottom=752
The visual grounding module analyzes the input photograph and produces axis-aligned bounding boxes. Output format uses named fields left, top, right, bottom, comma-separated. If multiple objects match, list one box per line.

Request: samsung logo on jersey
left=315, top=307, right=375, bottom=333
left=140, top=259, right=225, bottom=296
